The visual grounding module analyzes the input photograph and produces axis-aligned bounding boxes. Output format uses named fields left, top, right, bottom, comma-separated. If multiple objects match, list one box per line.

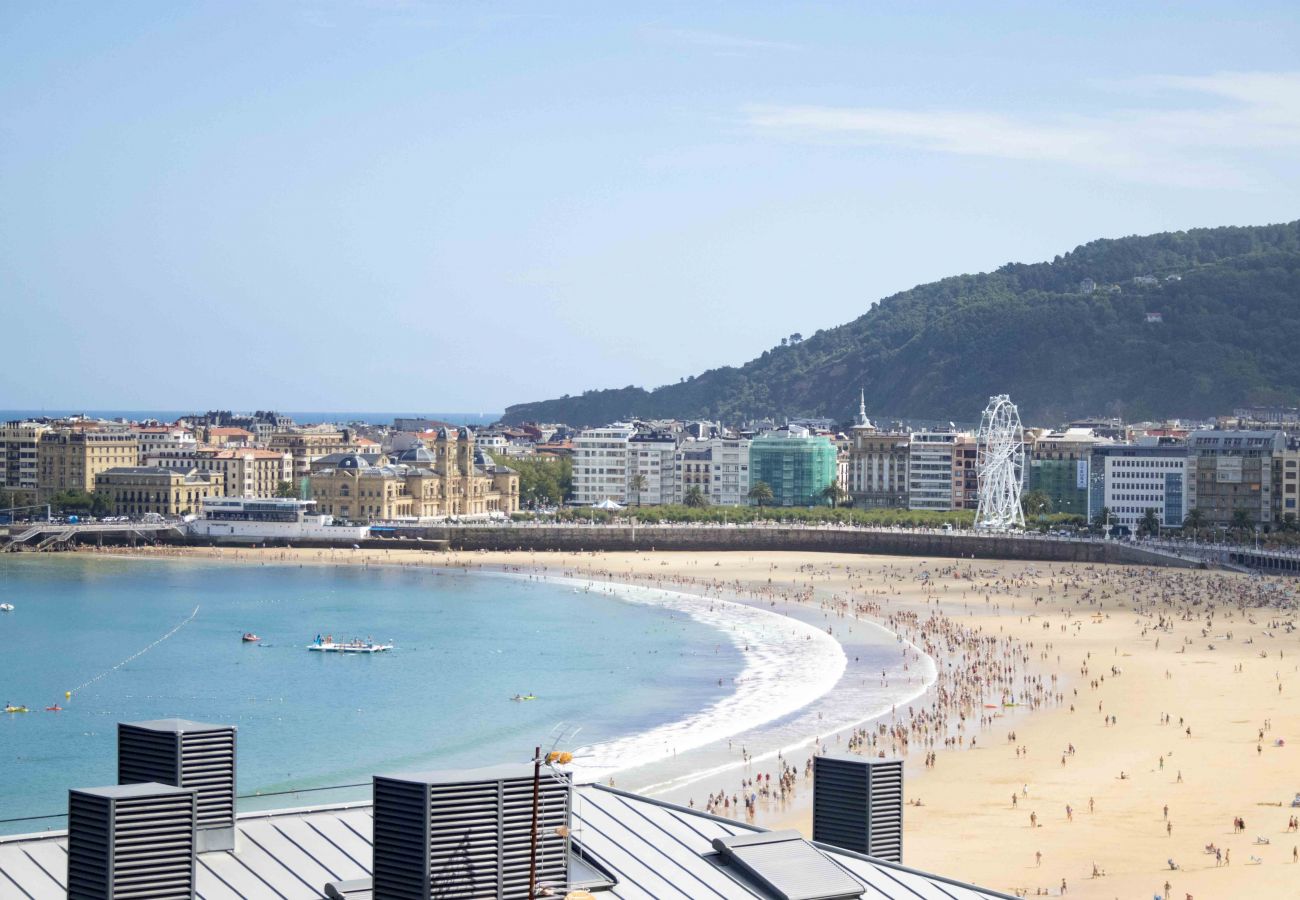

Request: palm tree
left=1094, top=506, right=1113, bottom=535
left=821, top=483, right=848, bottom=508
left=630, top=473, right=648, bottom=508
left=1230, top=508, right=1254, bottom=537
left=1182, top=507, right=1207, bottom=538
left=748, top=481, right=774, bottom=508
left=683, top=486, right=708, bottom=508
left=1021, top=490, right=1053, bottom=519
left=1139, top=507, right=1160, bottom=537
left=274, top=481, right=297, bottom=499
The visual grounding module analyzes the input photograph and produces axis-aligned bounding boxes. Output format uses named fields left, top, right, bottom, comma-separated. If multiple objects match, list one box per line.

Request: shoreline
left=71, top=545, right=1035, bottom=831
left=57, top=546, right=941, bottom=820
left=40, top=544, right=1300, bottom=899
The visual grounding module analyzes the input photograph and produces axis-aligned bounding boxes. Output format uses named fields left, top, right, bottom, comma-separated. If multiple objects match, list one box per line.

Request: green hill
left=503, top=221, right=1300, bottom=426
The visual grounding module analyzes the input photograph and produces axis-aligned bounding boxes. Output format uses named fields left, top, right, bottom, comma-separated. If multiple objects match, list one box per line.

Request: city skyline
left=4, top=2, right=1299, bottom=411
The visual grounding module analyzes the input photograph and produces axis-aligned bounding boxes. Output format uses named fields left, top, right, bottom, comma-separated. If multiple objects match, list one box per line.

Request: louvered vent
left=373, top=765, right=571, bottom=900
left=118, top=719, right=237, bottom=852
left=812, top=754, right=903, bottom=863
left=67, top=782, right=197, bottom=900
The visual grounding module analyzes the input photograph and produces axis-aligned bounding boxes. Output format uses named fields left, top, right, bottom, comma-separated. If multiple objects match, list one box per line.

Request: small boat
left=510, top=694, right=538, bottom=702
left=242, top=633, right=261, bottom=642
left=0, top=603, right=14, bottom=612
left=307, top=636, right=392, bottom=654
left=45, top=705, right=63, bottom=712
left=5, top=705, right=30, bottom=713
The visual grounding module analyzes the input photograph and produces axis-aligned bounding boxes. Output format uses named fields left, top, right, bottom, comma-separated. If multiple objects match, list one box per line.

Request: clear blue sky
left=3, top=2, right=1297, bottom=413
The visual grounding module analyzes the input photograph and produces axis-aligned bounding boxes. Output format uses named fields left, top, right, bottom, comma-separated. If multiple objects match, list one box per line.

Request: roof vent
left=813, top=754, right=903, bottom=863
left=372, top=763, right=570, bottom=899
left=711, top=830, right=863, bottom=900
left=118, top=719, right=237, bottom=852
left=67, top=782, right=197, bottom=900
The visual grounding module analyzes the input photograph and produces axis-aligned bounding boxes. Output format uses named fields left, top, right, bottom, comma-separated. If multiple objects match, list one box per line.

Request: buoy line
left=67, top=605, right=200, bottom=699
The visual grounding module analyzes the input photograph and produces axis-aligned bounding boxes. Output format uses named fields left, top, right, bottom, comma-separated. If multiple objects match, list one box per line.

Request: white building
left=627, top=431, right=677, bottom=506
left=1088, top=444, right=1189, bottom=533
left=572, top=424, right=636, bottom=505
left=132, top=426, right=197, bottom=465
left=908, top=431, right=959, bottom=511
left=146, top=447, right=293, bottom=498
left=674, top=437, right=751, bottom=506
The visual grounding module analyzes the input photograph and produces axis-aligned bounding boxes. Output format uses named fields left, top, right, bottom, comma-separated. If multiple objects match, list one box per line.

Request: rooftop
left=0, top=784, right=1013, bottom=900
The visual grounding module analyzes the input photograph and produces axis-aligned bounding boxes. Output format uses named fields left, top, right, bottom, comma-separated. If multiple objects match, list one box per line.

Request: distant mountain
left=503, top=222, right=1300, bottom=427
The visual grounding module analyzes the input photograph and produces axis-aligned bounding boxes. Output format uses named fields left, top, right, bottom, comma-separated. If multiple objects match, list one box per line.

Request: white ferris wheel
left=975, top=394, right=1026, bottom=531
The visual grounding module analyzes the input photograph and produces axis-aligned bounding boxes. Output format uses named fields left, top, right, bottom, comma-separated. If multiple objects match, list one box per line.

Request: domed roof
left=396, top=441, right=436, bottom=463
left=457, top=426, right=474, bottom=439
left=335, top=454, right=371, bottom=470
left=436, top=427, right=450, bottom=440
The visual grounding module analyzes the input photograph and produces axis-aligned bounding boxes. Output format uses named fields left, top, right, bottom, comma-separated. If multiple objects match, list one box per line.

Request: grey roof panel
left=0, top=785, right=1015, bottom=900
left=713, top=831, right=864, bottom=900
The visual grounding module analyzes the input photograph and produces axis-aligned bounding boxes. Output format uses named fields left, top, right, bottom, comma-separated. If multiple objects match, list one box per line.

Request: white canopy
left=592, top=498, right=625, bottom=510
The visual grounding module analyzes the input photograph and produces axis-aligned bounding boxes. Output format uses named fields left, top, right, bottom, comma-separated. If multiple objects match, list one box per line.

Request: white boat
left=307, top=637, right=392, bottom=654
left=0, top=604, right=14, bottom=612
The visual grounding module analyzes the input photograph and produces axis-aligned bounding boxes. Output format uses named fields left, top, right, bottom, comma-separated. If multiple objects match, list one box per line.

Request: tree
left=1138, top=507, right=1160, bottom=537
left=821, top=483, right=848, bottom=508
left=1230, top=508, right=1255, bottom=535
left=1094, top=506, right=1113, bottom=534
left=748, top=481, right=774, bottom=508
left=52, top=489, right=111, bottom=516
left=1021, top=489, right=1053, bottom=518
left=274, top=481, right=298, bottom=499
left=630, top=473, right=648, bottom=508
left=1182, top=507, right=1207, bottom=537
left=683, top=486, right=708, bottom=508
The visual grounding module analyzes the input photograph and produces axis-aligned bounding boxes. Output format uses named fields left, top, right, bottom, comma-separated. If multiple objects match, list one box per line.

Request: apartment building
left=1276, top=447, right=1300, bottom=524
left=0, top=421, right=48, bottom=505
left=674, top=437, right=751, bottom=506
left=907, top=431, right=959, bottom=511
left=37, top=430, right=140, bottom=500
left=748, top=430, right=838, bottom=507
left=1186, top=430, right=1287, bottom=527
left=951, top=434, right=979, bottom=510
left=572, top=424, right=636, bottom=505
left=1029, top=428, right=1110, bottom=517
left=267, top=429, right=363, bottom=479
left=627, top=431, right=677, bottom=506
left=132, top=426, right=198, bottom=464
left=148, top=447, right=294, bottom=499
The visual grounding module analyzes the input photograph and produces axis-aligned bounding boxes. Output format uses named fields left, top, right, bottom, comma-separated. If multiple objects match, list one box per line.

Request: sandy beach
left=97, top=543, right=1300, bottom=899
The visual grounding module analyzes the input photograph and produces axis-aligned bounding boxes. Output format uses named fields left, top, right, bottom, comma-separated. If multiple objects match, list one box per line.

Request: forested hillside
left=504, top=222, right=1300, bottom=426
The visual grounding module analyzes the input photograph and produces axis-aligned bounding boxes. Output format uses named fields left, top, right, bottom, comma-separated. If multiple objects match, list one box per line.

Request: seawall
left=432, top=526, right=1207, bottom=568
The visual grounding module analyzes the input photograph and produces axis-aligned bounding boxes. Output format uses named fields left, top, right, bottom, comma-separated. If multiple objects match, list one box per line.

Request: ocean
left=0, top=555, right=929, bottom=833
left=0, top=556, right=739, bottom=832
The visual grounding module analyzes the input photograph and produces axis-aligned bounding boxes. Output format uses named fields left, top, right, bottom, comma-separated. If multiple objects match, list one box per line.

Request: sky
left=3, top=2, right=1298, bottom=413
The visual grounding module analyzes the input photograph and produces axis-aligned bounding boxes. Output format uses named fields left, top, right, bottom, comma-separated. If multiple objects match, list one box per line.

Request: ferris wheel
left=975, top=394, right=1026, bottom=530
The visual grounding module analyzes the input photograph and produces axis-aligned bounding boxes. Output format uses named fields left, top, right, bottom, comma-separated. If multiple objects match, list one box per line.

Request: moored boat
left=307, top=634, right=392, bottom=653
left=242, top=632, right=261, bottom=642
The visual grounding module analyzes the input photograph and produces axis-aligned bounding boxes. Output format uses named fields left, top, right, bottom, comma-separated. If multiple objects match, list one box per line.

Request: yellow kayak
left=5, top=705, right=30, bottom=713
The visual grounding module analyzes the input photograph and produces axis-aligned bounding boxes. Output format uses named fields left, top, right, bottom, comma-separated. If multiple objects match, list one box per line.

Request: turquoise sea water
left=0, top=556, right=740, bottom=831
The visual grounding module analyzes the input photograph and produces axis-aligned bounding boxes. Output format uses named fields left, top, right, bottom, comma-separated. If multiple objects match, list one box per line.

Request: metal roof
left=0, top=786, right=1015, bottom=900
left=711, top=831, right=864, bottom=900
